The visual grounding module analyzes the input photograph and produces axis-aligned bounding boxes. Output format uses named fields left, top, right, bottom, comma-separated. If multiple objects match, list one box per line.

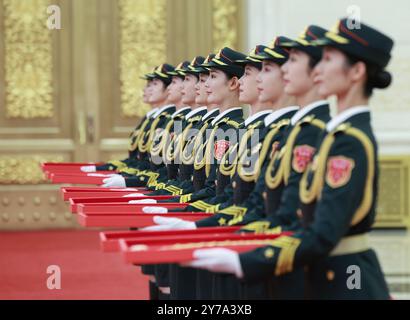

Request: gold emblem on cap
left=264, top=248, right=274, bottom=259
left=325, top=20, right=349, bottom=44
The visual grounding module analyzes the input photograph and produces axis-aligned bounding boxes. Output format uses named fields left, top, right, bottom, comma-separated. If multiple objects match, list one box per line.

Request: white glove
left=142, top=206, right=167, bottom=214
left=128, top=199, right=157, bottom=204
left=183, top=248, right=244, bottom=278
left=101, top=175, right=126, bottom=188
left=142, top=215, right=196, bottom=231
left=122, top=193, right=145, bottom=197
left=88, top=173, right=117, bottom=177
left=80, top=165, right=96, bottom=172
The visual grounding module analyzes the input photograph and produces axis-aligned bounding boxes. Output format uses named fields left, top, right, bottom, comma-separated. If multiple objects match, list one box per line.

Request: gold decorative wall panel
left=212, top=0, right=242, bottom=51
left=3, top=0, right=54, bottom=119
left=375, top=156, right=410, bottom=228
left=118, top=0, right=167, bottom=118
left=0, top=155, right=63, bottom=184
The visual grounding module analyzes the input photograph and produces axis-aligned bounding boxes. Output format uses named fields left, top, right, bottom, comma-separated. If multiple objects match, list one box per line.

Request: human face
left=281, top=49, right=315, bottom=96
left=148, top=78, right=168, bottom=105
left=256, top=61, right=285, bottom=103
left=142, top=80, right=152, bottom=104
left=182, top=74, right=198, bottom=105
left=166, top=76, right=184, bottom=104
left=238, top=64, right=260, bottom=104
left=195, top=73, right=209, bottom=105
left=205, top=68, right=232, bottom=105
left=313, top=47, right=354, bottom=98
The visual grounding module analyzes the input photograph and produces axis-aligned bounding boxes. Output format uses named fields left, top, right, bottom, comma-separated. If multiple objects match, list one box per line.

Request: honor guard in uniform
left=169, top=46, right=278, bottom=300
left=133, top=56, right=220, bottom=300
left=142, top=47, right=247, bottom=215
left=109, top=63, right=177, bottom=300
left=173, top=25, right=331, bottom=299
left=231, top=25, right=332, bottom=300
left=191, top=39, right=300, bottom=299
left=142, top=47, right=248, bottom=299
left=100, top=63, right=178, bottom=188
left=186, top=18, right=394, bottom=300
left=79, top=68, right=158, bottom=174
left=141, top=61, right=193, bottom=190
left=146, top=56, right=210, bottom=196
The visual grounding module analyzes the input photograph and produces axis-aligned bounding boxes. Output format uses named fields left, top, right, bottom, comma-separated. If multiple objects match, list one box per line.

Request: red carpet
left=0, top=229, right=148, bottom=300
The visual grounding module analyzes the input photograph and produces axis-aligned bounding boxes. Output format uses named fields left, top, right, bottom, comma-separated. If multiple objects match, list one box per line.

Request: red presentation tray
left=77, top=212, right=211, bottom=228
left=41, top=162, right=103, bottom=173
left=69, top=196, right=175, bottom=213
left=119, top=233, right=289, bottom=264
left=69, top=196, right=173, bottom=213
left=63, top=190, right=153, bottom=201
left=46, top=170, right=114, bottom=180
left=61, top=186, right=145, bottom=192
left=50, top=173, right=114, bottom=184
left=60, top=186, right=147, bottom=196
left=41, top=162, right=101, bottom=169
left=99, top=226, right=240, bottom=252
left=76, top=202, right=188, bottom=214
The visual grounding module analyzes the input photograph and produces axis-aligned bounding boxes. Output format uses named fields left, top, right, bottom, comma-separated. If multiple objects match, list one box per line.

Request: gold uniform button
left=264, top=248, right=274, bottom=259
left=262, top=192, right=267, bottom=200
left=232, top=181, right=237, bottom=189
left=326, top=270, right=335, bottom=281
left=297, top=209, right=303, bottom=219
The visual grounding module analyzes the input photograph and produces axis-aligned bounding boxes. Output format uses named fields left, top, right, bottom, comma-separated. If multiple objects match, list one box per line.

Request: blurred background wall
left=0, top=0, right=409, bottom=230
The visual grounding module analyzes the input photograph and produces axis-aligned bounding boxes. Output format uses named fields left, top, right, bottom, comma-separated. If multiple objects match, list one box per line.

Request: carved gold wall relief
left=0, top=155, right=63, bottom=184
left=118, top=0, right=167, bottom=118
left=3, top=0, right=54, bottom=119
left=212, top=0, right=240, bottom=51
left=375, top=156, right=410, bottom=228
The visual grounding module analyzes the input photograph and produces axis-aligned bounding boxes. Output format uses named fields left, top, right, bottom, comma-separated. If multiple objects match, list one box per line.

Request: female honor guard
left=186, top=18, right=394, bottom=300
left=80, top=69, right=158, bottom=173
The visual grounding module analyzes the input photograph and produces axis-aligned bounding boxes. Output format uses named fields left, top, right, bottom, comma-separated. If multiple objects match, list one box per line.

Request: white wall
left=246, top=0, right=410, bottom=154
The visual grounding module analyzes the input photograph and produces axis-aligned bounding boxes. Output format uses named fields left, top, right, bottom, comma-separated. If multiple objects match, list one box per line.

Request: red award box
left=99, top=226, right=241, bottom=252
left=77, top=211, right=211, bottom=228
left=119, top=232, right=289, bottom=264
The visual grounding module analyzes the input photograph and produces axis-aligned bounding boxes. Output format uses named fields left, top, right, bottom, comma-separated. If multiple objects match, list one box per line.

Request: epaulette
left=189, top=115, right=202, bottom=123
left=269, top=118, right=291, bottom=129
left=299, top=115, right=325, bottom=130
left=226, top=119, right=241, bottom=128
left=247, top=120, right=263, bottom=130
left=334, top=123, right=351, bottom=134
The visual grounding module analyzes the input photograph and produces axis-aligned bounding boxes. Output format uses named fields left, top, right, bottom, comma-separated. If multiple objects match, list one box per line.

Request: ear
left=350, top=61, right=367, bottom=83
left=228, top=76, right=240, bottom=91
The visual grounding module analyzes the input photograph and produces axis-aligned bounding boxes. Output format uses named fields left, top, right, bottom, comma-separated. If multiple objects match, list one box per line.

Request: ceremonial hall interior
left=0, top=0, right=409, bottom=300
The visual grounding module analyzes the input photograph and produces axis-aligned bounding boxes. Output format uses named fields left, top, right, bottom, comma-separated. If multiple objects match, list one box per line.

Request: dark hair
left=220, top=69, right=238, bottom=81
left=308, top=55, right=320, bottom=71
left=345, top=54, right=392, bottom=97
left=159, top=78, right=172, bottom=88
